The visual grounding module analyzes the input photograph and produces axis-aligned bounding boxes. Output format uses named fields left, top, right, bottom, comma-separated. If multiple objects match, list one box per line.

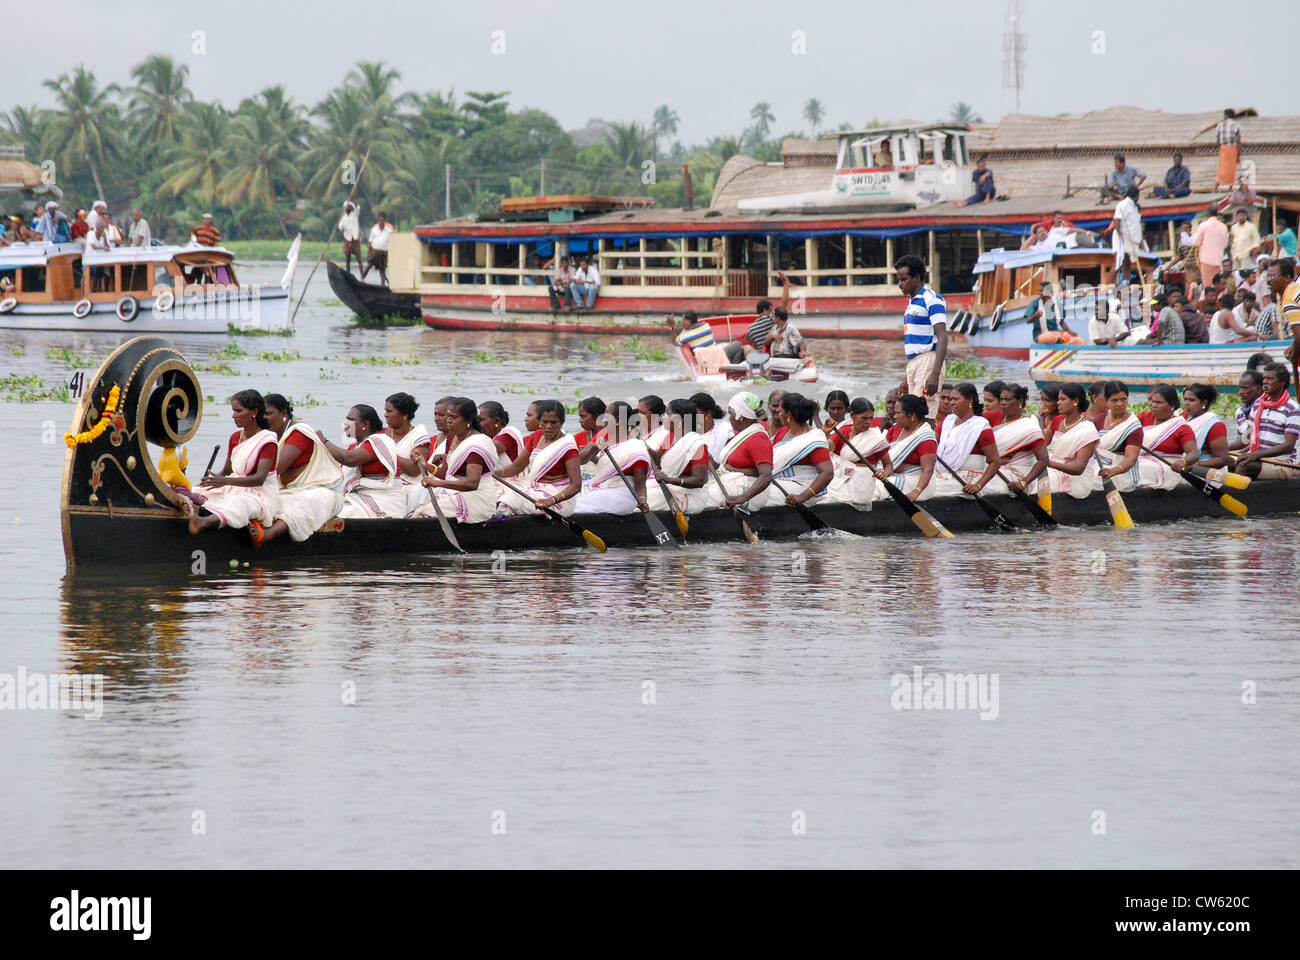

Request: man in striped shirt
left=1233, top=362, right=1300, bottom=478
left=895, top=254, right=948, bottom=420
left=192, top=213, right=222, bottom=247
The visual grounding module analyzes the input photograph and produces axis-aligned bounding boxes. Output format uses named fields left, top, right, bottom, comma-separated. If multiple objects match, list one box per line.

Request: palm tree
left=651, top=105, right=680, bottom=160
left=40, top=66, right=126, bottom=200
left=237, top=86, right=311, bottom=149
left=749, top=102, right=775, bottom=141
left=603, top=121, right=652, bottom=175
left=1, top=105, right=51, bottom=156
left=302, top=84, right=400, bottom=210
left=157, top=102, right=228, bottom=209
left=383, top=137, right=452, bottom=225
left=802, top=98, right=825, bottom=137
left=128, top=55, right=192, bottom=145
left=218, top=107, right=301, bottom=235
left=461, top=90, right=509, bottom=135
left=705, top=136, right=741, bottom=164
left=949, top=102, right=983, bottom=125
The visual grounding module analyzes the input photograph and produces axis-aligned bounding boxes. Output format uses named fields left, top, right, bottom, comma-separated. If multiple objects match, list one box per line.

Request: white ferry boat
left=0, top=241, right=296, bottom=333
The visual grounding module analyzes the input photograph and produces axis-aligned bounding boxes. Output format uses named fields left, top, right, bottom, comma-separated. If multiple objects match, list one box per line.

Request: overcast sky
left=9, top=0, right=1271, bottom=144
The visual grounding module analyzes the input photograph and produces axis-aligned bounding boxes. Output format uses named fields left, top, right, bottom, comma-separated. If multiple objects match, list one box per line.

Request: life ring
left=952, top=309, right=968, bottom=334
left=116, top=295, right=139, bottom=322
left=72, top=298, right=93, bottom=319
left=966, top=312, right=981, bottom=335
left=153, top=288, right=175, bottom=313
left=0, top=297, right=16, bottom=314
left=989, top=306, right=1004, bottom=332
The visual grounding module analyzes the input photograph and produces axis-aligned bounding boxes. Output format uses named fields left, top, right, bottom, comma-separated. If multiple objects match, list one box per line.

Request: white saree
left=573, top=438, right=655, bottom=515
left=200, top=428, right=281, bottom=529
left=412, top=433, right=499, bottom=523
left=1047, top=417, right=1101, bottom=498
left=338, top=433, right=406, bottom=519
left=1094, top=413, right=1142, bottom=492
left=273, top=422, right=343, bottom=541
left=1135, top=417, right=1189, bottom=490
left=392, top=423, right=432, bottom=517
left=712, top=422, right=772, bottom=508
left=931, top=414, right=999, bottom=498
left=496, top=432, right=580, bottom=517
left=872, top=425, right=939, bottom=501
left=762, top=430, right=831, bottom=507
left=645, top=432, right=711, bottom=514
left=825, top=426, right=887, bottom=508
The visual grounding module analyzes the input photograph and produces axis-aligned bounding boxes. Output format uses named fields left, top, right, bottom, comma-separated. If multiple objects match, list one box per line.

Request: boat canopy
left=0, top=240, right=82, bottom=267
left=973, top=246, right=1161, bottom=275
left=1, top=240, right=233, bottom=268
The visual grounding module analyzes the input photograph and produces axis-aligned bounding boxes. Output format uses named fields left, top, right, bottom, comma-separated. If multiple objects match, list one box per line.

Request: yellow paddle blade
left=1218, top=493, right=1248, bottom=517
left=741, top=520, right=759, bottom=544
left=1105, top=490, right=1136, bottom=528
left=913, top=511, right=956, bottom=539
left=1037, top=492, right=1052, bottom=515
left=582, top=529, right=608, bottom=552
left=675, top=511, right=689, bottom=539
left=1204, top=467, right=1250, bottom=490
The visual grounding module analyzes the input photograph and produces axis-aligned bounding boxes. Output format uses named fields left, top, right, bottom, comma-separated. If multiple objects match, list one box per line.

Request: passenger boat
left=673, top=314, right=819, bottom=384
left=954, top=246, right=1163, bottom=360
left=1029, top=339, right=1291, bottom=395
left=325, top=258, right=420, bottom=322
left=0, top=240, right=295, bottom=333
left=62, top=337, right=1300, bottom=571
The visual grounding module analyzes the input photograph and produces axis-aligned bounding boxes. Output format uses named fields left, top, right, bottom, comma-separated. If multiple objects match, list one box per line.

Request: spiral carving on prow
left=143, top=364, right=202, bottom=448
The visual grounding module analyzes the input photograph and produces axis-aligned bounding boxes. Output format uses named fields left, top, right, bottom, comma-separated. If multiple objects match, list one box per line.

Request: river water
left=2, top=264, right=1296, bottom=868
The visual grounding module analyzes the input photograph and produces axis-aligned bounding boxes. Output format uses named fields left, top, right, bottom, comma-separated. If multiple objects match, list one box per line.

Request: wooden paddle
left=933, top=453, right=1020, bottom=532
left=642, top=439, right=689, bottom=539
left=415, top=459, right=465, bottom=553
left=602, top=447, right=677, bottom=548
left=838, top=434, right=953, bottom=538
left=706, top=459, right=758, bottom=543
left=1092, top=451, right=1136, bottom=528
left=201, top=444, right=220, bottom=479
left=1231, top=453, right=1298, bottom=472
left=767, top=476, right=828, bottom=531
left=994, top=467, right=1058, bottom=526
left=494, top=475, right=606, bottom=552
left=1139, top=443, right=1247, bottom=516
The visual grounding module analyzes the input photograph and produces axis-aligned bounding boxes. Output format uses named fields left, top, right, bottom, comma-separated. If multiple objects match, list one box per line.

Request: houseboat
left=0, top=240, right=295, bottom=333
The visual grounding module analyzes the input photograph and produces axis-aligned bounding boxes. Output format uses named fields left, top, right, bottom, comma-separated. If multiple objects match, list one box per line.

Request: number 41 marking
left=68, top=371, right=85, bottom=399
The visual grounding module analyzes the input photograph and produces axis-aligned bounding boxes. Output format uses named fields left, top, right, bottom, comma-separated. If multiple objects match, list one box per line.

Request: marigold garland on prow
left=64, top=384, right=121, bottom=448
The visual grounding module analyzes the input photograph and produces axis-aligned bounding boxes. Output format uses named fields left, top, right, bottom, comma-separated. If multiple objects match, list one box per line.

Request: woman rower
left=766, top=393, right=835, bottom=507
left=496, top=401, right=544, bottom=480
left=931, top=382, right=1003, bottom=497
left=385, top=392, right=432, bottom=517
left=427, top=396, right=455, bottom=472
left=1045, top=382, right=1101, bottom=498
left=415, top=397, right=500, bottom=523
left=496, top=399, right=582, bottom=516
left=184, top=389, right=281, bottom=537
left=825, top=397, right=891, bottom=508
left=691, top=391, right=732, bottom=461
left=1135, top=384, right=1200, bottom=487
left=1181, top=383, right=1230, bottom=468
left=573, top=400, right=654, bottom=514
left=638, top=394, right=670, bottom=459
left=323, top=404, right=406, bottom=518
left=259, top=394, right=344, bottom=545
left=871, top=394, right=938, bottom=502
left=982, top=380, right=1007, bottom=426
left=714, top=392, right=776, bottom=510
left=647, top=398, right=712, bottom=514
left=767, top=389, right=787, bottom=440
left=880, top=388, right=900, bottom=433
left=820, top=390, right=849, bottom=436
left=993, top=383, right=1049, bottom=493
left=575, top=397, right=607, bottom=449
left=1094, top=380, right=1144, bottom=491
left=478, top=401, right=524, bottom=470
left=1037, top=385, right=1061, bottom=444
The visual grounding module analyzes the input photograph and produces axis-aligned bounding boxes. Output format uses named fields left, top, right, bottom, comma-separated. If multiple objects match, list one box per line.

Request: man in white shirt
left=86, top=200, right=107, bottom=232
left=1089, top=295, right=1130, bottom=348
left=128, top=208, right=151, bottom=247
left=360, top=211, right=394, bottom=285
left=1110, top=186, right=1143, bottom=280
left=338, top=200, right=361, bottom=273
left=570, top=257, right=600, bottom=309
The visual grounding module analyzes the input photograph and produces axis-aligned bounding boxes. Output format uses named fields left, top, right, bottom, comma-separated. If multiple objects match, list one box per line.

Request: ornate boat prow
left=61, top=337, right=203, bottom=572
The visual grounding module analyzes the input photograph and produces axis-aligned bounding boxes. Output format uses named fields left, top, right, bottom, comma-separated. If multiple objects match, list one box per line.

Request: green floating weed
left=257, top=350, right=303, bottom=363
left=944, top=357, right=992, bottom=380
left=227, top=323, right=295, bottom=337
left=216, top=341, right=246, bottom=360
left=471, top=350, right=504, bottom=363
left=46, top=347, right=93, bottom=367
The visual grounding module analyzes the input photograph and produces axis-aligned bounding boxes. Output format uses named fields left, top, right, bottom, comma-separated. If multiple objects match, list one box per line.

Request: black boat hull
left=326, top=258, right=420, bottom=321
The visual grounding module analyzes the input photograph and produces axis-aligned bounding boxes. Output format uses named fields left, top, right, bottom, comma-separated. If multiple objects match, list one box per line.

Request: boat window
left=894, top=135, right=917, bottom=166
left=20, top=266, right=45, bottom=293
left=154, top=266, right=173, bottom=290
left=121, top=263, right=151, bottom=292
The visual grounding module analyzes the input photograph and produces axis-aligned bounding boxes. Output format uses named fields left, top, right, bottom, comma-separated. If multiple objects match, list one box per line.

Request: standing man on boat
left=1215, top=109, right=1243, bottom=192
left=338, top=201, right=362, bottom=274
left=128, top=208, right=151, bottom=248
left=895, top=254, right=948, bottom=421
left=192, top=213, right=222, bottom=246
left=360, top=211, right=394, bottom=286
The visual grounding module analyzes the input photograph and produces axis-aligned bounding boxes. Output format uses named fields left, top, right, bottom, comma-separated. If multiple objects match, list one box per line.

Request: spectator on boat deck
left=765, top=306, right=808, bottom=360
left=571, top=256, right=600, bottom=310
left=1260, top=218, right=1297, bottom=259
left=1233, top=290, right=1259, bottom=330
left=1101, top=154, right=1145, bottom=201
left=954, top=157, right=994, bottom=207
left=1179, top=294, right=1209, bottom=343
left=669, top=311, right=716, bottom=349
left=1209, top=291, right=1257, bottom=343
left=1225, top=177, right=1260, bottom=219
left=128, top=208, right=151, bottom=248
left=1253, top=257, right=1272, bottom=306
left=103, top=213, right=124, bottom=247
left=873, top=140, right=893, bottom=169
left=1153, top=153, right=1191, bottom=199
left=1233, top=363, right=1300, bottom=477
left=1089, top=293, right=1131, bottom=348
left=6, top=214, right=39, bottom=243
left=1032, top=211, right=1075, bottom=234
left=1109, top=186, right=1144, bottom=279
left=34, top=202, right=61, bottom=242
left=1189, top=213, right=1229, bottom=291
left=1150, top=293, right=1187, bottom=345
left=1020, top=224, right=1051, bottom=252
left=1028, top=281, right=1083, bottom=345
left=1216, top=109, right=1243, bottom=191
left=549, top=255, right=576, bottom=311
left=338, top=200, right=361, bottom=273
left=70, top=209, right=89, bottom=241
left=86, top=200, right=107, bottom=232
left=1254, top=258, right=1295, bottom=339
left=360, top=211, right=394, bottom=285
left=746, top=299, right=776, bottom=351
left=522, top=252, right=545, bottom=286
left=192, top=212, right=222, bottom=247
left=1230, top=209, right=1261, bottom=269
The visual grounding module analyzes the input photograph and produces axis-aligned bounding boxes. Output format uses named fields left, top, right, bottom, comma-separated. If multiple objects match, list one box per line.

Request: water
left=2, top=264, right=1296, bottom=868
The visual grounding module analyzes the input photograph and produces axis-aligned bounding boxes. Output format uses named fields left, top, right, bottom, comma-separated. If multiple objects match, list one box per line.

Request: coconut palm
left=461, top=90, right=510, bottom=135
left=128, top=55, right=192, bottom=146
left=382, top=136, right=452, bottom=225
left=802, top=98, right=825, bottom=137
left=604, top=121, right=652, bottom=174
left=651, top=105, right=680, bottom=160
left=236, top=86, right=312, bottom=149
left=218, top=107, right=302, bottom=235
left=949, top=101, right=983, bottom=125
left=1, top=105, right=51, bottom=156
left=301, top=84, right=401, bottom=210
left=40, top=66, right=126, bottom=201
left=749, top=102, right=774, bottom=141
left=346, top=60, right=416, bottom=130
left=157, top=102, right=229, bottom=209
